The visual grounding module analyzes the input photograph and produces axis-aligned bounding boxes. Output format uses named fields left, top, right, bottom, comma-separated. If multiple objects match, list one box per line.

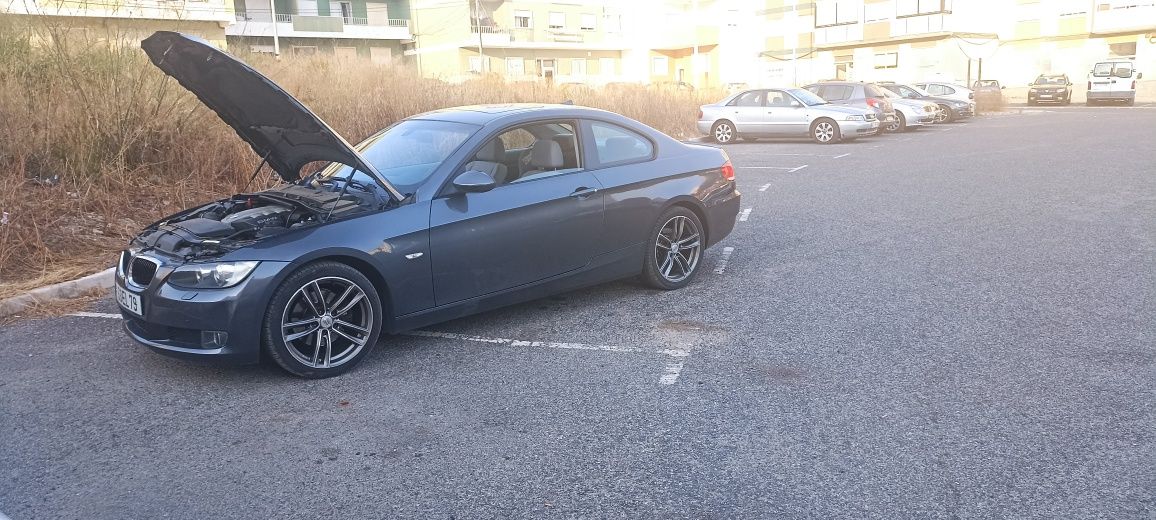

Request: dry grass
left=0, top=21, right=716, bottom=298
left=0, top=287, right=109, bottom=326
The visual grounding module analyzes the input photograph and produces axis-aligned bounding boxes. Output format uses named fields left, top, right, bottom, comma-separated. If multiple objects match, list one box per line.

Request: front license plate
left=1040, top=95, right=1053, bottom=99
left=116, top=285, right=142, bottom=316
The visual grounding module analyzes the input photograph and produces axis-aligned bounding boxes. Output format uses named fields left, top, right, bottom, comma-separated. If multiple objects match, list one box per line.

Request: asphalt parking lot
left=3, top=105, right=1154, bottom=519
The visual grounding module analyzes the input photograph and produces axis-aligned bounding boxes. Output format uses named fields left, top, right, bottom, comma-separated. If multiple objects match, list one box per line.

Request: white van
left=1087, top=60, right=1143, bottom=105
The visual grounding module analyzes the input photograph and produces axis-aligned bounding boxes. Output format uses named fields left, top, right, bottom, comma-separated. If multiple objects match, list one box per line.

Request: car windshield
left=1092, top=63, right=1113, bottom=77
left=788, top=88, right=828, bottom=106
left=976, top=80, right=999, bottom=88
left=1035, top=75, right=1066, bottom=84
left=317, top=119, right=479, bottom=194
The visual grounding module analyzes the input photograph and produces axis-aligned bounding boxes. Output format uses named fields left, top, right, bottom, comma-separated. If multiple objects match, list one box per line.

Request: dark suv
left=1028, top=73, right=1072, bottom=105
left=803, top=81, right=898, bottom=127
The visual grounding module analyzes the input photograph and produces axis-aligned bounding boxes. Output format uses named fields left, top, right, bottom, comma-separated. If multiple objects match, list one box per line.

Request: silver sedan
left=698, top=88, right=880, bottom=144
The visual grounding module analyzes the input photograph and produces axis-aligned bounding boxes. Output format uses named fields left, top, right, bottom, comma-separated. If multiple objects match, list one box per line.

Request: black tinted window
left=864, top=84, right=886, bottom=98
left=820, top=85, right=853, bottom=100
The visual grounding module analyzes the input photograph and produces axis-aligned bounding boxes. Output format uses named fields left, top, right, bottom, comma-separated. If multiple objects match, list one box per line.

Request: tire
left=886, top=112, right=906, bottom=133
left=1086, top=99, right=1095, bottom=106
left=810, top=118, right=840, bottom=144
left=1065, top=95, right=1072, bottom=105
left=262, top=261, right=383, bottom=378
left=711, top=120, right=736, bottom=144
left=935, top=105, right=953, bottom=123
left=642, top=207, right=705, bottom=290
left=1127, top=98, right=1135, bottom=106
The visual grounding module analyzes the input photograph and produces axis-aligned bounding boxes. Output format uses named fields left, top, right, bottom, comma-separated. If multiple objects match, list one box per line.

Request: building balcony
left=468, top=24, right=627, bottom=50
left=3, top=0, right=233, bottom=23
left=228, top=12, right=411, bottom=40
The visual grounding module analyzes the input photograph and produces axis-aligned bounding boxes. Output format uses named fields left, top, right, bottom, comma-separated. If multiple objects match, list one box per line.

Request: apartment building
left=228, top=0, right=412, bottom=61
left=408, top=0, right=738, bottom=87
left=757, top=0, right=1156, bottom=88
left=2, top=0, right=235, bottom=45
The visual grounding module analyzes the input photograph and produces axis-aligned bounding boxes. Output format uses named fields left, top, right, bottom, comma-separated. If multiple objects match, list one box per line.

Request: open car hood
left=141, top=31, right=403, bottom=201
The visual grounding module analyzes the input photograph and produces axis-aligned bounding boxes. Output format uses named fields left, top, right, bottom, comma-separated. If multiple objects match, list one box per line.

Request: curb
left=0, top=267, right=115, bottom=318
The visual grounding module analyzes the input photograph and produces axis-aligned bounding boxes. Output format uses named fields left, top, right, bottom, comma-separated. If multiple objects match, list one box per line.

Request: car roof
left=408, top=103, right=613, bottom=126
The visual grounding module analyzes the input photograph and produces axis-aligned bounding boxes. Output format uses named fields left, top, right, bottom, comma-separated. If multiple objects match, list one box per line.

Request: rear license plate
left=116, top=285, right=142, bottom=316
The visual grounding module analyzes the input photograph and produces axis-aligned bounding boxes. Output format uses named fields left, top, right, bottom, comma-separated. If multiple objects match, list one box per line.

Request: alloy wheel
left=713, top=122, right=734, bottom=143
left=280, top=276, right=373, bottom=369
left=814, top=121, right=835, bottom=143
left=935, top=106, right=949, bottom=123
left=654, top=215, right=702, bottom=283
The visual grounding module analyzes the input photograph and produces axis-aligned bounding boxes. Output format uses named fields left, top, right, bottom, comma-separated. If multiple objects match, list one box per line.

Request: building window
left=603, top=13, right=621, bottom=32
left=864, top=1, right=891, bottom=22
left=468, top=56, right=482, bottom=73
left=514, top=10, right=532, bottom=28
left=874, top=52, right=898, bottom=69
left=600, top=57, right=616, bottom=76
left=549, top=12, right=565, bottom=29
left=580, top=13, right=596, bottom=31
left=571, top=59, right=587, bottom=76
left=507, top=57, right=525, bottom=76
left=1109, top=42, right=1137, bottom=58
left=815, top=0, right=860, bottom=28
left=896, top=0, right=950, bottom=18
left=292, top=46, right=318, bottom=56
left=652, top=56, right=668, bottom=75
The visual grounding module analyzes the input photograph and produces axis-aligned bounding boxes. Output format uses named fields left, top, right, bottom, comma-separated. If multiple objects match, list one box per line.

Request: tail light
left=697, top=109, right=704, bottom=119
left=720, top=160, right=734, bottom=181
left=969, top=92, right=974, bottom=99
left=865, top=97, right=880, bottom=108
left=1132, top=80, right=1137, bottom=90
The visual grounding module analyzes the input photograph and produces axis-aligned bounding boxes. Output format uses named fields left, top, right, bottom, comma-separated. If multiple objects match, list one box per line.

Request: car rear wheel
left=262, top=261, right=383, bottom=378
left=711, top=120, right=736, bottom=143
left=935, top=105, right=952, bottom=123
left=642, top=207, right=704, bottom=290
left=885, top=112, right=906, bottom=133
left=810, top=118, right=840, bottom=144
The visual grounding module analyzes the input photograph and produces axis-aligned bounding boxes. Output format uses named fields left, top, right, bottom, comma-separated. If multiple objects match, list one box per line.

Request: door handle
left=569, top=187, right=598, bottom=198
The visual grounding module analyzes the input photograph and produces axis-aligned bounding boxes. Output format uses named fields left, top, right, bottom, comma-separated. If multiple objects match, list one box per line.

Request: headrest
left=475, top=139, right=505, bottom=162
left=530, top=140, right=564, bottom=169
left=604, top=136, right=637, bottom=162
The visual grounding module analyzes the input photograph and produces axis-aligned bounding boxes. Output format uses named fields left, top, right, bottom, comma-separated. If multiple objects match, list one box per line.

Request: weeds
left=0, top=21, right=713, bottom=297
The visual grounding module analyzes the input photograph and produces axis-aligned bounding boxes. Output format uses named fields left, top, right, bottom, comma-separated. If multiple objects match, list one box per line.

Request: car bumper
left=117, top=260, right=290, bottom=365
left=954, top=105, right=975, bottom=118
left=696, top=121, right=713, bottom=136
left=838, top=120, right=881, bottom=136
left=1028, top=91, right=1068, bottom=103
left=1086, top=91, right=1135, bottom=101
left=703, top=182, right=741, bottom=248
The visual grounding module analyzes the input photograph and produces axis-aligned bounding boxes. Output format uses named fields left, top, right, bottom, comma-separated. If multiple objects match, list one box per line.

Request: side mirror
left=452, top=170, right=496, bottom=193
left=1138, top=72, right=1143, bottom=79
left=1000, top=85, right=1006, bottom=89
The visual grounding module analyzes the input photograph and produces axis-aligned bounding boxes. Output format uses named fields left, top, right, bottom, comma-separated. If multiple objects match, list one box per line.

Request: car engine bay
left=131, top=180, right=387, bottom=259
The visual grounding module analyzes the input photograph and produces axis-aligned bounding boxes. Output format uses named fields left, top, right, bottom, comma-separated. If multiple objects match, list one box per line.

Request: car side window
left=899, top=85, right=919, bottom=98
left=728, top=91, right=764, bottom=107
left=471, top=121, right=582, bottom=187
left=820, top=85, right=852, bottom=101
left=766, top=90, right=794, bottom=107
left=590, top=121, right=654, bottom=166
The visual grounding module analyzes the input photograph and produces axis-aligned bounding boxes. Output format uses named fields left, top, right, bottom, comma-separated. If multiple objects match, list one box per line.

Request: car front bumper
left=838, top=119, right=881, bottom=136
left=117, top=259, right=290, bottom=365
left=1028, top=90, right=1069, bottom=103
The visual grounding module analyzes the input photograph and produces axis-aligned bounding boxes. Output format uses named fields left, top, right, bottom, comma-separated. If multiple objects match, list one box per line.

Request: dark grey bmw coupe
left=118, top=32, right=739, bottom=378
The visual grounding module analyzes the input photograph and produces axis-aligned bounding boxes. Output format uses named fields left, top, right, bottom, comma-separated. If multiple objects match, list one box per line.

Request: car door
left=428, top=122, right=605, bottom=305
left=724, top=90, right=768, bottom=135
left=1112, top=62, right=1135, bottom=96
left=764, top=89, right=809, bottom=136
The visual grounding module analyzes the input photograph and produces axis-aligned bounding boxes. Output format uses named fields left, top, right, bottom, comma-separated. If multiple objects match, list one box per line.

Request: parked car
left=698, top=88, right=879, bottom=144
left=1027, top=73, right=1072, bottom=105
left=878, top=81, right=975, bottom=123
left=914, top=81, right=975, bottom=104
left=878, top=88, right=938, bottom=132
left=971, top=79, right=1004, bottom=107
left=1087, top=60, right=1142, bottom=106
left=128, top=32, right=741, bottom=378
left=802, top=81, right=898, bottom=130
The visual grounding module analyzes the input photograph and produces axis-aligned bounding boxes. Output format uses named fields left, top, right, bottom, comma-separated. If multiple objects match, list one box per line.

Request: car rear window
left=1092, top=63, right=1113, bottom=77
left=819, top=85, right=853, bottom=101
left=863, top=84, right=886, bottom=98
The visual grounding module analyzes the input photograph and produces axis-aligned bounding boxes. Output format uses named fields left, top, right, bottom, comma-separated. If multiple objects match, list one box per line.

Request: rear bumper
left=1087, top=91, right=1135, bottom=101
left=704, top=183, right=741, bottom=248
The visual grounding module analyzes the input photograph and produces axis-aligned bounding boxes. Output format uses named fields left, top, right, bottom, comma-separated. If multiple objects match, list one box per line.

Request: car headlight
left=169, top=261, right=260, bottom=289
left=844, top=115, right=865, bottom=121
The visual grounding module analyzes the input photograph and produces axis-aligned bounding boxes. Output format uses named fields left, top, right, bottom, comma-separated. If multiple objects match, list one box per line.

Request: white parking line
left=70, top=312, right=122, bottom=319
left=738, top=208, right=752, bottom=222
left=67, top=312, right=691, bottom=385
left=739, top=166, right=798, bottom=170
left=713, top=246, right=735, bottom=275
left=833, top=153, right=851, bottom=159
left=788, top=165, right=809, bottom=173
left=758, top=183, right=771, bottom=192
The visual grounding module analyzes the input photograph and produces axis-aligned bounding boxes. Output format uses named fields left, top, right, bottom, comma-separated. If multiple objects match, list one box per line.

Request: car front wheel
left=711, top=120, right=736, bottom=143
left=642, top=207, right=704, bottom=290
left=262, top=261, right=383, bottom=378
left=811, top=119, right=840, bottom=144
